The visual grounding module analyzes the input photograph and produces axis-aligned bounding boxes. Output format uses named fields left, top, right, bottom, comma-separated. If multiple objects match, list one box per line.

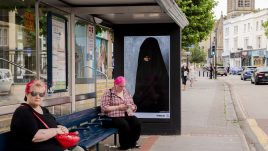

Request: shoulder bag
left=32, top=110, right=80, bottom=149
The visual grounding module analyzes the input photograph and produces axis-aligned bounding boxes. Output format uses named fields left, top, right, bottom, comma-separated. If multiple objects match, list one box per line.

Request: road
left=218, top=74, right=268, bottom=151
left=221, top=75, right=268, bottom=119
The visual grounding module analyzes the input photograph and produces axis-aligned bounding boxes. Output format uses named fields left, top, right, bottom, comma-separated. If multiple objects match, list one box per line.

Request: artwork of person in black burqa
left=133, top=37, right=169, bottom=112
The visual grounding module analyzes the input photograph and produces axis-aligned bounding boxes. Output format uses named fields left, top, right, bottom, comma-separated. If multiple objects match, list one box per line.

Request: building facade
left=223, top=9, right=268, bottom=67
left=227, top=0, right=255, bottom=18
left=199, top=14, right=224, bottom=66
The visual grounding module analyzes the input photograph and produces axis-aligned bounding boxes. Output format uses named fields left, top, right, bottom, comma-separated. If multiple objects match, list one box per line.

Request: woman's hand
left=56, top=125, right=69, bottom=134
left=118, top=104, right=128, bottom=111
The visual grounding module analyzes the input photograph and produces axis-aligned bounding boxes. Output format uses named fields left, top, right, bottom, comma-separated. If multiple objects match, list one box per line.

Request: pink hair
left=25, top=80, right=46, bottom=95
left=114, top=76, right=126, bottom=85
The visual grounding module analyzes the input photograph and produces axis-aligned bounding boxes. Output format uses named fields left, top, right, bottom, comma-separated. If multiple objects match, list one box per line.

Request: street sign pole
left=214, top=28, right=217, bottom=79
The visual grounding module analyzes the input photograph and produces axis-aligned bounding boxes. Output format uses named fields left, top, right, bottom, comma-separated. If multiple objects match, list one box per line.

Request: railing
left=0, top=58, right=36, bottom=75
left=83, top=65, right=108, bottom=89
left=0, top=58, right=46, bottom=81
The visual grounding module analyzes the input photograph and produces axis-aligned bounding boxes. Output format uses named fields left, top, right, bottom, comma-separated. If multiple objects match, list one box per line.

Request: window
left=245, top=0, right=251, bottom=7
left=234, top=37, right=238, bottom=51
left=234, top=26, right=238, bottom=35
left=256, top=21, right=259, bottom=31
left=256, top=36, right=261, bottom=48
left=238, top=0, right=244, bottom=7
left=0, top=28, right=8, bottom=46
left=225, top=27, right=229, bottom=36
left=244, top=37, right=249, bottom=49
left=225, top=39, right=229, bottom=52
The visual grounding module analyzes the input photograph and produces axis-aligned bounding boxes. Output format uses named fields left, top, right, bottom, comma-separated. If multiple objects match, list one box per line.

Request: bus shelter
left=0, top=0, right=188, bottom=134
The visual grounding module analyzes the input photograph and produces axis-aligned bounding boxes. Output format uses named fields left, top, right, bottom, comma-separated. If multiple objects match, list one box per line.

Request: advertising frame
left=47, top=12, right=68, bottom=93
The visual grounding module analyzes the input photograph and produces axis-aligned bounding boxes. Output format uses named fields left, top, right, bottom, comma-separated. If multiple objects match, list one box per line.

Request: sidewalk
left=101, top=77, right=249, bottom=151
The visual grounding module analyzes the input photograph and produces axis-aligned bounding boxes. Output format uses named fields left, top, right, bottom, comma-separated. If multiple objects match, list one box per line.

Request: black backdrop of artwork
left=113, top=23, right=181, bottom=134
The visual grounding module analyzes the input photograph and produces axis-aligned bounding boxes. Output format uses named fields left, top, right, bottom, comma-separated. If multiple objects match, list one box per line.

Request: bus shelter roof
left=42, top=0, right=188, bottom=28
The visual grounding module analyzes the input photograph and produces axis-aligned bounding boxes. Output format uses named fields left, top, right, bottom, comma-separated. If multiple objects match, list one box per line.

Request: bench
left=0, top=106, right=118, bottom=151
left=56, top=106, right=118, bottom=151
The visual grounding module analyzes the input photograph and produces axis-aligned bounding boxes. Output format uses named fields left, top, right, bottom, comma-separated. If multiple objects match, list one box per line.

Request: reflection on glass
left=75, top=20, right=95, bottom=95
left=0, top=2, right=36, bottom=106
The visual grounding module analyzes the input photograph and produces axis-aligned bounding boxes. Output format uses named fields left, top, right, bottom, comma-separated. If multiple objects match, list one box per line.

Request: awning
left=42, top=0, right=188, bottom=28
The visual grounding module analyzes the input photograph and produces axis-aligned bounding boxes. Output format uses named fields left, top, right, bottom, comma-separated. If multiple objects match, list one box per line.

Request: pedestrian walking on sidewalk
left=181, top=63, right=189, bottom=90
left=101, top=76, right=141, bottom=150
left=189, top=65, right=195, bottom=87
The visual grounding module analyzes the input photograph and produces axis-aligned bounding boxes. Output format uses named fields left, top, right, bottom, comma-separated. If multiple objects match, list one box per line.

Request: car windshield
left=246, top=67, right=256, bottom=70
left=258, top=67, right=268, bottom=72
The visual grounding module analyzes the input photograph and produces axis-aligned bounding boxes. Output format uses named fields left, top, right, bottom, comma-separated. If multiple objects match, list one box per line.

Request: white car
left=0, top=69, right=13, bottom=94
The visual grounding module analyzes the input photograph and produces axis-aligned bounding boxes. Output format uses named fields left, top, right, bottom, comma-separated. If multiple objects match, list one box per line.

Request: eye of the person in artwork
left=143, top=56, right=151, bottom=62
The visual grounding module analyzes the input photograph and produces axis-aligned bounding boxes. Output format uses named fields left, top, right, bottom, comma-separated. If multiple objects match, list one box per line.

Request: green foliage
left=263, top=21, right=268, bottom=38
left=189, top=45, right=206, bottom=63
left=0, top=0, right=35, bottom=10
left=176, top=0, right=217, bottom=48
left=96, top=25, right=114, bottom=41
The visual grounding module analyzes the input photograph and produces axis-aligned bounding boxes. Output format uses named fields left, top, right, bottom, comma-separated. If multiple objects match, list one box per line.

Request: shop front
left=251, top=49, right=266, bottom=67
left=241, top=51, right=251, bottom=66
left=230, top=52, right=241, bottom=67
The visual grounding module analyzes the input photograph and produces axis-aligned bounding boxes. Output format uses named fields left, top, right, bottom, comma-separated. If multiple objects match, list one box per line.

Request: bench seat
left=56, top=106, right=118, bottom=151
left=78, top=127, right=117, bottom=150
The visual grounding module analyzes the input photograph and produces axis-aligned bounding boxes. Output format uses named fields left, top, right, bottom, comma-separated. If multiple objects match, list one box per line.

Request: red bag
left=32, top=112, right=80, bottom=149
left=55, top=132, right=80, bottom=149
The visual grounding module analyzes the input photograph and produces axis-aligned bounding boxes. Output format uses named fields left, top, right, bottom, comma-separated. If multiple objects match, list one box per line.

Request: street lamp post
left=214, top=28, right=218, bottom=79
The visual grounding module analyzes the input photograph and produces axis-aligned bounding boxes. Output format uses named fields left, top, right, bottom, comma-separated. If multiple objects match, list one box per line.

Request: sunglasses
left=30, top=91, right=46, bottom=97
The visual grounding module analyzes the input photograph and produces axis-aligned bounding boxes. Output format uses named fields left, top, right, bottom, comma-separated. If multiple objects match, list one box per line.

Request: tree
left=176, top=0, right=217, bottom=48
left=189, top=44, right=206, bottom=64
left=263, top=21, right=268, bottom=38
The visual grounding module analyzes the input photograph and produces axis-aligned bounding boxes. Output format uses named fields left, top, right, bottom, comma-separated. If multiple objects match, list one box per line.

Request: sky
left=213, top=0, right=268, bottom=19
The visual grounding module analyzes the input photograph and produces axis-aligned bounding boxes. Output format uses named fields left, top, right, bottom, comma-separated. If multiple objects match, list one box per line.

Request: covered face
left=133, top=37, right=169, bottom=112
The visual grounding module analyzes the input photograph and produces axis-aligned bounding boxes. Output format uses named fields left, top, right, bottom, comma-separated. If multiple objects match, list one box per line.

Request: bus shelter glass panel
left=39, top=3, right=71, bottom=115
left=0, top=1, right=36, bottom=107
left=75, top=19, right=95, bottom=111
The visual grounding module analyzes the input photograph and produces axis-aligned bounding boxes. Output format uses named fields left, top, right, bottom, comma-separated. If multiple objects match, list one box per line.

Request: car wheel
left=251, top=79, right=254, bottom=84
left=254, top=80, right=258, bottom=85
left=243, top=78, right=246, bottom=81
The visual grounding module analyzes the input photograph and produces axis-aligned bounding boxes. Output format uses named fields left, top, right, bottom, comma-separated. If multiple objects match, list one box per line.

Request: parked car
left=241, top=66, right=257, bottom=80
left=0, top=69, right=13, bottom=94
left=251, top=67, right=268, bottom=85
left=242, top=66, right=257, bottom=71
left=216, top=66, right=227, bottom=76
left=230, top=66, right=243, bottom=75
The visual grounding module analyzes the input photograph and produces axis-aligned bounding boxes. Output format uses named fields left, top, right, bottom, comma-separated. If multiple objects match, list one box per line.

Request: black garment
left=110, top=115, right=141, bottom=150
left=133, top=37, right=169, bottom=112
left=181, top=66, right=189, bottom=85
left=209, top=66, right=213, bottom=79
left=10, top=103, right=63, bottom=151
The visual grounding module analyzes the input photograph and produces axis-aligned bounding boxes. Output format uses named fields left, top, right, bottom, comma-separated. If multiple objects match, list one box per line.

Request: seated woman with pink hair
left=101, top=76, right=141, bottom=150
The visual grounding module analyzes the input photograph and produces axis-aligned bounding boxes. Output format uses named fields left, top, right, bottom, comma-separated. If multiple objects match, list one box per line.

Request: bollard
left=207, top=72, right=208, bottom=77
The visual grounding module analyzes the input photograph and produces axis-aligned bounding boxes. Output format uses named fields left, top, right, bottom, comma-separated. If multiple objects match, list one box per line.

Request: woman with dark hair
left=181, top=63, right=189, bottom=90
left=133, top=37, right=169, bottom=112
